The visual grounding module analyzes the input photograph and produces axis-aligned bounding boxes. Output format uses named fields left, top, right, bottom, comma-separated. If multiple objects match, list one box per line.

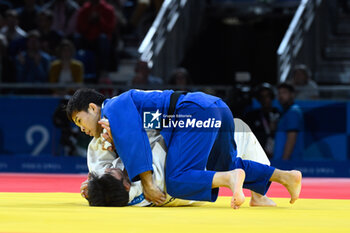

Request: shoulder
left=102, top=1, right=115, bottom=12
left=50, top=60, right=61, bottom=67
left=289, top=104, right=303, bottom=115
left=67, top=0, right=80, bottom=10
left=148, top=75, right=163, bottom=85
left=71, top=59, right=83, bottom=67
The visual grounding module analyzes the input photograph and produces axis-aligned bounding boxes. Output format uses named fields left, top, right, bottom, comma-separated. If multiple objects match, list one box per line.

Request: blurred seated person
left=273, top=83, right=304, bottom=161
left=49, top=39, right=83, bottom=94
left=168, top=67, right=192, bottom=91
left=290, top=64, right=319, bottom=99
left=244, top=83, right=280, bottom=159
left=16, top=0, right=41, bottom=32
left=15, top=30, right=51, bottom=83
left=1, top=10, right=27, bottom=58
left=41, top=0, right=79, bottom=37
left=0, top=34, right=15, bottom=84
left=76, top=0, right=117, bottom=75
left=1, top=9, right=27, bottom=43
left=130, top=59, right=163, bottom=85
left=37, top=9, right=63, bottom=56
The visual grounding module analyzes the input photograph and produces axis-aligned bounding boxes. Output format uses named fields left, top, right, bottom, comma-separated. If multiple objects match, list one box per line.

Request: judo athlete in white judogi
left=82, top=119, right=276, bottom=207
left=83, top=129, right=197, bottom=206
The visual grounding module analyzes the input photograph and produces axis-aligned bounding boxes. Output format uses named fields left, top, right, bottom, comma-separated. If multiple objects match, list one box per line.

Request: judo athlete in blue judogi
left=102, top=90, right=274, bottom=198
left=67, top=89, right=302, bottom=208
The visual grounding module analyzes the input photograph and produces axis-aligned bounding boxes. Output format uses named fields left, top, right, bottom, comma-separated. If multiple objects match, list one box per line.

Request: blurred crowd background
left=0, top=0, right=350, bottom=177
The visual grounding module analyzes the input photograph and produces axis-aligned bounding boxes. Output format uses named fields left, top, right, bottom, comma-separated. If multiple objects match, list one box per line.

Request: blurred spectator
left=273, top=83, right=304, bottom=161
left=0, top=33, right=7, bottom=82
left=168, top=67, right=192, bottom=91
left=0, top=34, right=15, bottom=83
left=106, top=0, right=127, bottom=27
left=41, top=0, right=79, bottom=37
left=49, top=39, right=83, bottom=86
left=52, top=96, right=79, bottom=156
left=130, top=59, right=163, bottom=85
left=129, top=0, right=163, bottom=31
left=75, top=49, right=97, bottom=82
left=37, top=9, right=63, bottom=56
left=290, top=64, right=319, bottom=99
left=15, top=30, right=51, bottom=83
left=76, top=0, right=117, bottom=75
left=105, top=0, right=127, bottom=70
left=16, top=0, right=41, bottom=32
left=0, top=0, right=13, bottom=16
left=244, top=83, right=280, bottom=159
left=1, top=10, right=27, bottom=42
left=1, top=10, right=27, bottom=58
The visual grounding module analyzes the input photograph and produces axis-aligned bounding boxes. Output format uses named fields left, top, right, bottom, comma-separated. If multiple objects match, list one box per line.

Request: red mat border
left=1, top=173, right=349, bottom=199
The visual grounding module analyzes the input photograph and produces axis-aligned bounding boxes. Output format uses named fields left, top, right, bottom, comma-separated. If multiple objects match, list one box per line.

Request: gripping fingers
left=80, top=180, right=89, bottom=199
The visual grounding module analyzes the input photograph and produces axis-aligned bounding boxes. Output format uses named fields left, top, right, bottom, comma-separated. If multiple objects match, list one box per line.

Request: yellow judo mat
left=0, top=193, right=349, bottom=233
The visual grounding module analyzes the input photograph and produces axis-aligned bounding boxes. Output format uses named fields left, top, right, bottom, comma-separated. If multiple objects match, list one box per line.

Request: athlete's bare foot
left=283, top=170, right=302, bottom=204
left=250, top=192, right=276, bottom=207
left=229, top=169, right=246, bottom=209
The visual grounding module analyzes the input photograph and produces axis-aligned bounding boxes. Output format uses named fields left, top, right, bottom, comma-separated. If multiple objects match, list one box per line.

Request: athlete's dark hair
left=66, top=88, right=106, bottom=122
left=88, top=172, right=129, bottom=207
left=277, top=82, right=295, bottom=93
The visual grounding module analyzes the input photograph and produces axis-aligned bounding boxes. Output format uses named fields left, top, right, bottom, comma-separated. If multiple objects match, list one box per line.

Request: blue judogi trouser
left=165, top=98, right=275, bottom=202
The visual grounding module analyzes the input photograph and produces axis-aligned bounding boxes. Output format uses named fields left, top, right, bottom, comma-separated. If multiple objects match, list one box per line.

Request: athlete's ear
left=124, top=182, right=130, bottom=192
left=88, top=103, right=98, bottom=113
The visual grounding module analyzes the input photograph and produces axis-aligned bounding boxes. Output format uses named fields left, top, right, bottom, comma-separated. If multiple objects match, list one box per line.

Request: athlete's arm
left=140, top=170, right=166, bottom=205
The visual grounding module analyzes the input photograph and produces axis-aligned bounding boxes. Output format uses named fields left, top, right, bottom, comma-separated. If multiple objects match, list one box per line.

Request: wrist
left=140, top=170, right=154, bottom=186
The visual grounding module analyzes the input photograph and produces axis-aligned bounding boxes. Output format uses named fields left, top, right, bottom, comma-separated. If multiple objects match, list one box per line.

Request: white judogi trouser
left=234, top=118, right=270, bottom=166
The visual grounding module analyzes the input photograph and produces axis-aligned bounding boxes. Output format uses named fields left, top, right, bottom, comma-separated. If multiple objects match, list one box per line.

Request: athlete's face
left=72, top=103, right=102, bottom=138
left=105, top=168, right=131, bottom=191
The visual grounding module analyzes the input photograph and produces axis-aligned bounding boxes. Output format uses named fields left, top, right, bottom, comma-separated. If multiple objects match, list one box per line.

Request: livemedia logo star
left=143, top=110, right=162, bottom=129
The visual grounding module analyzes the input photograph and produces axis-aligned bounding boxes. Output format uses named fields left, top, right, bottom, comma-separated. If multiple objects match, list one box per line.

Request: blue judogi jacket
left=101, top=89, right=220, bottom=181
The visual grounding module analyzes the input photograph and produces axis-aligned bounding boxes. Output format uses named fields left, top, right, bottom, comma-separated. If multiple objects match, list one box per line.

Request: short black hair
left=88, top=172, right=129, bottom=207
left=277, top=82, right=295, bottom=93
left=66, top=88, right=106, bottom=122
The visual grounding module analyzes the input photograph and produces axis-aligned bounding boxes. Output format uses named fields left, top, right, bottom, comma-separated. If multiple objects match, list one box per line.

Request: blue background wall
left=0, top=96, right=349, bottom=176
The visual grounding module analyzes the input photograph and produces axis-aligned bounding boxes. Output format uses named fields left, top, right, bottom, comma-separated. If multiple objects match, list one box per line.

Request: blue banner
left=0, top=96, right=61, bottom=155
left=0, top=155, right=88, bottom=174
